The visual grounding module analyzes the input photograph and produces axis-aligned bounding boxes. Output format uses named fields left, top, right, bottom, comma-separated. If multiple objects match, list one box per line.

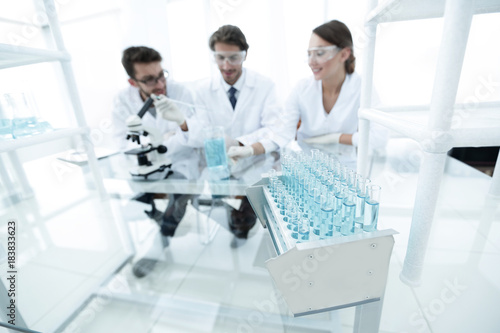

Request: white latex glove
left=151, top=94, right=185, bottom=125
left=225, top=135, right=240, bottom=149
left=227, top=145, right=254, bottom=161
left=303, top=132, right=342, bottom=144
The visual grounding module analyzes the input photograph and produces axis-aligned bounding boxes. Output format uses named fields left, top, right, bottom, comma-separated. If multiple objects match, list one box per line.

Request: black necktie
left=228, top=86, right=237, bottom=110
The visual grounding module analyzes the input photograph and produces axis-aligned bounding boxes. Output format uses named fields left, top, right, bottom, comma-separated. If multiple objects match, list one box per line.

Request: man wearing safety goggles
left=157, top=25, right=287, bottom=242
left=112, top=46, right=199, bottom=278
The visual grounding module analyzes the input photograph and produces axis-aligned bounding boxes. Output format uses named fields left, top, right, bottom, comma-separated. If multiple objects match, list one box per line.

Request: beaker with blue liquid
left=203, top=126, right=230, bottom=180
left=0, top=92, right=52, bottom=139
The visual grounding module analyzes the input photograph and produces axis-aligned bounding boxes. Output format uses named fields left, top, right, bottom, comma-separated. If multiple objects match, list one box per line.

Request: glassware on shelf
left=0, top=119, right=12, bottom=140
left=0, top=92, right=53, bottom=139
left=0, top=94, right=13, bottom=140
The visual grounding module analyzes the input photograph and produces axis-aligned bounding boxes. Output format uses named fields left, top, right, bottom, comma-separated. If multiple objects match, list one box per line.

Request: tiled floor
left=2, top=138, right=499, bottom=332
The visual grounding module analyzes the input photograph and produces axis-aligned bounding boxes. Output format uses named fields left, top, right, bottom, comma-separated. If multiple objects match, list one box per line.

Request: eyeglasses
left=307, top=46, right=339, bottom=64
left=135, top=70, right=169, bottom=87
left=213, top=51, right=246, bottom=66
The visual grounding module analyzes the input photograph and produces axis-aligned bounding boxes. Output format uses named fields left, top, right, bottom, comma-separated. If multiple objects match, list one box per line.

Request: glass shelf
left=0, top=127, right=87, bottom=153
left=360, top=106, right=500, bottom=148
left=0, top=43, right=70, bottom=70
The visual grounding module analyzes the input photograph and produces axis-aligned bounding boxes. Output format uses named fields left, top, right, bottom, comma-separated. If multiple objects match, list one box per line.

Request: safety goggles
left=307, top=45, right=339, bottom=64
left=213, top=50, right=246, bottom=66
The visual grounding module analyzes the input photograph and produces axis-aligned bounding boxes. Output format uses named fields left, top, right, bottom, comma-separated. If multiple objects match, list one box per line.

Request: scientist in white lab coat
left=154, top=25, right=286, bottom=241
left=112, top=46, right=200, bottom=181
left=282, top=20, right=387, bottom=164
left=112, top=46, right=198, bottom=277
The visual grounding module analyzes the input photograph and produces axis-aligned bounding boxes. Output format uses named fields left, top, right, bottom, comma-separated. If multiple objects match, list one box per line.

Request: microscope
left=124, top=97, right=172, bottom=180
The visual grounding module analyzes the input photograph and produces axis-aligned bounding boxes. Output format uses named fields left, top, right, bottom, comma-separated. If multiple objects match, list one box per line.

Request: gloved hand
left=227, top=145, right=254, bottom=161
left=303, top=132, right=342, bottom=144
left=225, top=135, right=240, bottom=149
left=151, top=94, right=185, bottom=125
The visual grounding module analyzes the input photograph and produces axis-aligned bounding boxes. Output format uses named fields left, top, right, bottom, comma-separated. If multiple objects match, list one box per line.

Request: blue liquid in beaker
left=204, top=137, right=227, bottom=167
left=12, top=117, right=40, bottom=138
left=0, top=119, right=12, bottom=140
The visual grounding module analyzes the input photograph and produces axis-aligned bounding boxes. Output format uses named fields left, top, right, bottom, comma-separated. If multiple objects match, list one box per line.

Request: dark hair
left=313, top=20, right=355, bottom=74
left=209, top=25, right=249, bottom=52
left=121, top=46, right=162, bottom=78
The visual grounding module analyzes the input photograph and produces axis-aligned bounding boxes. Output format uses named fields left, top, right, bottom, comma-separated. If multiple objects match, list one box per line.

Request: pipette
left=150, top=94, right=208, bottom=110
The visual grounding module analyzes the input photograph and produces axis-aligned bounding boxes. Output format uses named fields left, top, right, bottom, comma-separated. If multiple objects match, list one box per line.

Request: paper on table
left=56, top=147, right=119, bottom=165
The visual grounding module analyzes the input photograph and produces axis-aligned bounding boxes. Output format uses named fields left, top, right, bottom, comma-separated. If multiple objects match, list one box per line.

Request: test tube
left=354, top=175, right=371, bottom=229
left=363, top=185, right=381, bottom=232
left=341, top=189, right=356, bottom=236
left=332, top=160, right=341, bottom=180
left=297, top=216, right=310, bottom=242
left=280, top=193, right=292, bottom=216
left=310, top=149, right=320, bottom=161
left=276, top=184, right=286, bottom=209
left=272, top=180, right=281, bottom=200
left=346, top=169, right=356, bottom=190
left=297, top=169, right=307, bottom=208
left=268, top=169, right=277, bottom=192
left=286, top=204, right=299, bottom=232
left=320, top=192, right=335, bottom=238
left=333, top=181, right=346, bottom=232
left=303, top=176, right=315, bottom=219
left=340, top=165, right=348, bottom=184
left=311, top=187, right=322, bottom=228
left=292, top=161, right=302, bottom=197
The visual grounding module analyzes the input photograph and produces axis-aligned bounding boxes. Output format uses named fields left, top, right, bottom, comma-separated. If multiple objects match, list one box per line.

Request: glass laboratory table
left=101, top=150, right=280, bottom=197
left=83, top=147, right=396, bottom=333
left=4, top=138, right=497, bottom=332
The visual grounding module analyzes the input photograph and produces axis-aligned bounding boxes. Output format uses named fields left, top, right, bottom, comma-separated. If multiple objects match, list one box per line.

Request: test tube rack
left=246, top=174, right=397, bottom=332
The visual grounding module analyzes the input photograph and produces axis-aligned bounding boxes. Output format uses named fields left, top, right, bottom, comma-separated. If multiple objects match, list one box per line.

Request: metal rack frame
left=357, top=0, right=500, bottom=287
left=246, top=176, right=397, bottom=332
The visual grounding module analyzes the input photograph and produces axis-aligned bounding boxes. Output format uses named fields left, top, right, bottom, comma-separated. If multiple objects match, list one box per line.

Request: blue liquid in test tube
left=341, top=191, right=356, bottom=236
left=363, top=200, right=379, bottom=232
left=286, top=209, right=299, bottom=232
left=354, top=176, right=370, bottom=230
left=333, top=185, right=346, bottom=232
left=363, top=185, right=381, bottom=232
left=307, top=190, right=316, bottom=226
left=311, top=188, right=321, bottom=231
left=354, top=194, right=365, bottom=229
left=320, top=193, right=335, bottom=235
left=319, top=207, right=333, bottom=238
left=303, top=179, right=313, bottom=219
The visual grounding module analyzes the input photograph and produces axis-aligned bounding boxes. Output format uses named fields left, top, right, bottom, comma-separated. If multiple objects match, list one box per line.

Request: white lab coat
left=185, top=69, right=287, bottom=152
left=282, top=72, right=387, bottom=157
left=112, top=81, right=200, bottom=180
